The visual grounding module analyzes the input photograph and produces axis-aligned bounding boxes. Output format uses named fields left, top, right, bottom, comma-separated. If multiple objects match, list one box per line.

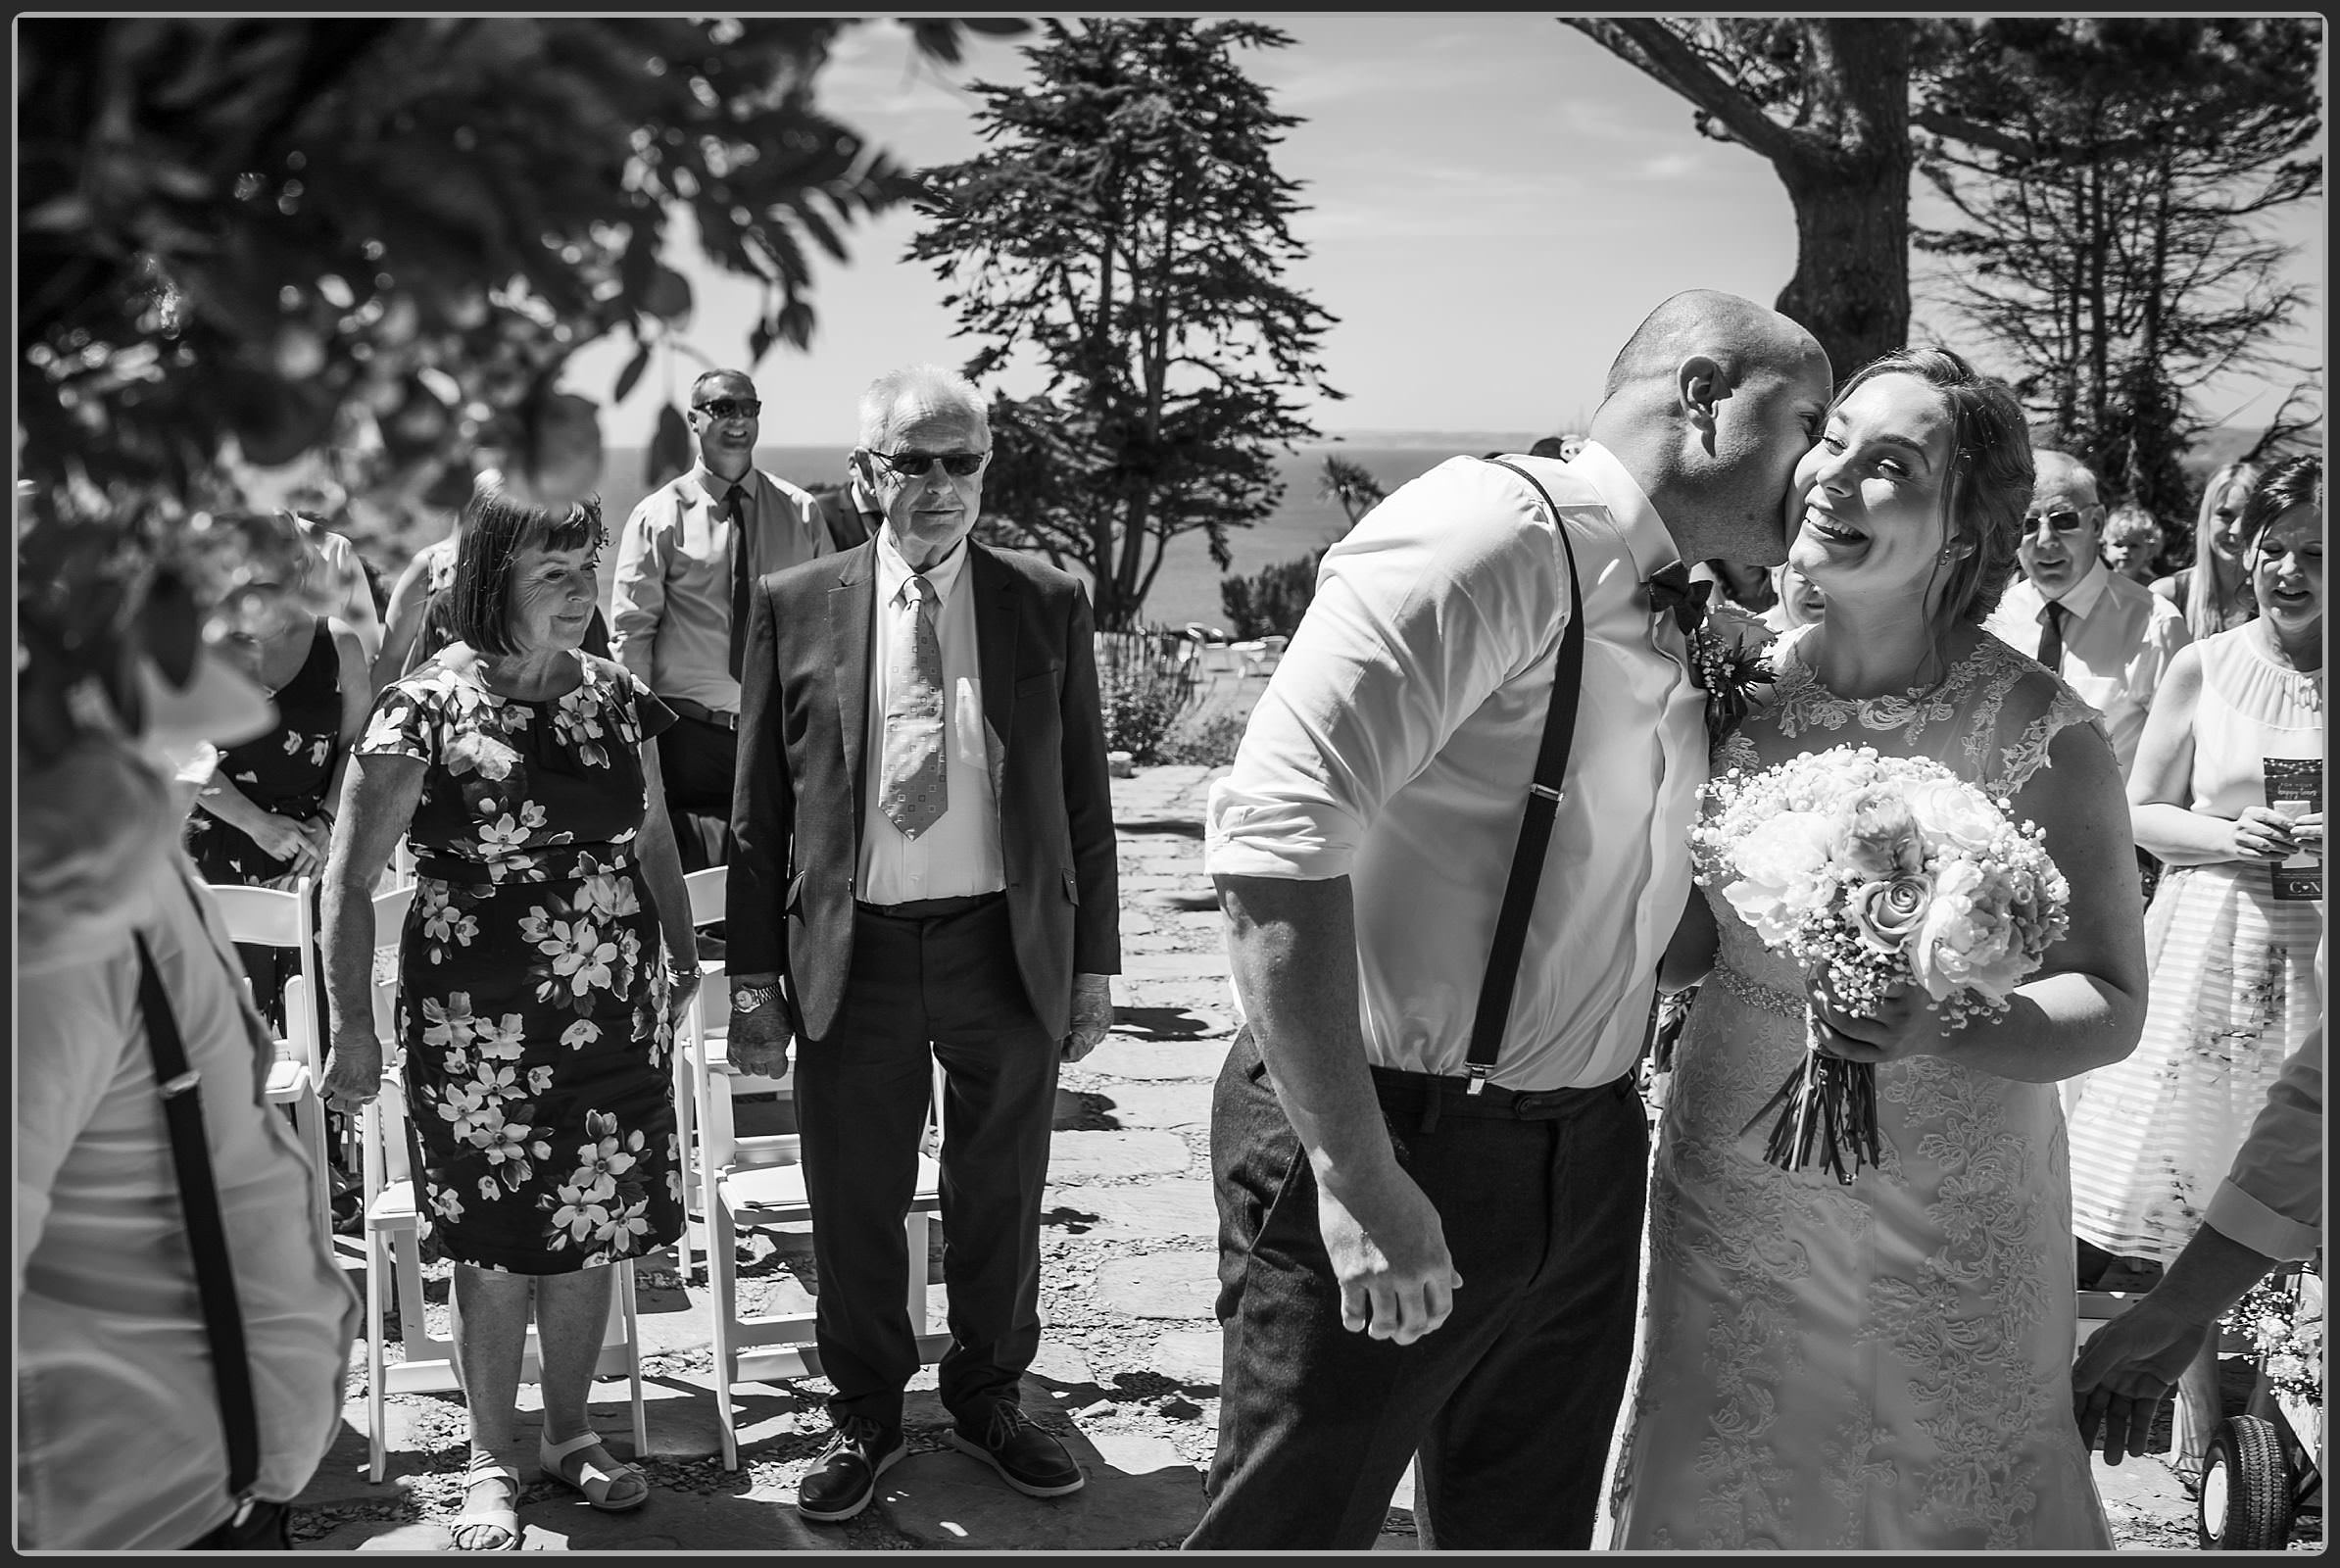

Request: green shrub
left=1219, top=550, right=1325, bottom=640
left=1095, top=629, right=1199, bottom=762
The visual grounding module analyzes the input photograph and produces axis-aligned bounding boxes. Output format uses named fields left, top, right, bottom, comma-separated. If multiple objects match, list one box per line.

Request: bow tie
left=1644, top=562, right=1713, bottom=635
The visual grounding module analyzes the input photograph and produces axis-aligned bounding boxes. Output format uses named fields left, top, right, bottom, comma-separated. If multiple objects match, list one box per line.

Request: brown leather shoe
left=797, top=1416, right=905, bottom=1522
left=946, top=1401, right=1085, bottom=1497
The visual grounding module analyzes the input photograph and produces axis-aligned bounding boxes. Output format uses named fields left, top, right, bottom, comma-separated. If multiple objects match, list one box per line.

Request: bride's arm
left=1814, top=718, right=2149, bottom=1083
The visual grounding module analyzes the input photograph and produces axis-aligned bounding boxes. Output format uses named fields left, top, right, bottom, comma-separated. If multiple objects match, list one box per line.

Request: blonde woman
left=2152, top=460, right=2263, bottom=639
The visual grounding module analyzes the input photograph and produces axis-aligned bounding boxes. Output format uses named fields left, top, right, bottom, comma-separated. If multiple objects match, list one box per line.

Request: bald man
left=1985, top=452, right=2191, bottom=779
left=1189, top=291, right=1831, bottom=1550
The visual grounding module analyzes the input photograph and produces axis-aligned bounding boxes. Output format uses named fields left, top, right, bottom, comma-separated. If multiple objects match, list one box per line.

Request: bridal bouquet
left=1690, top=747, right=2071, bottom=1183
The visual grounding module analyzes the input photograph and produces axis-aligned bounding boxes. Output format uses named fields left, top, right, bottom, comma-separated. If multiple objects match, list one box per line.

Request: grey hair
left=856, top=364, right=989, bottom=449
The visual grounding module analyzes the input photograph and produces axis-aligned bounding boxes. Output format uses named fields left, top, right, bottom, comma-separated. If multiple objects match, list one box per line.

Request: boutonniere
left=1687, top=606, right=1776, bottom=747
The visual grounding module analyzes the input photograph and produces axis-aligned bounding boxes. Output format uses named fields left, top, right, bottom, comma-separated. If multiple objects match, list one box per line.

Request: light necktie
left=879, top=573, right=947, bottom=838
left=724, top=482, right=752, bottom=681
left=2037, top=598, right=2068, bottom=671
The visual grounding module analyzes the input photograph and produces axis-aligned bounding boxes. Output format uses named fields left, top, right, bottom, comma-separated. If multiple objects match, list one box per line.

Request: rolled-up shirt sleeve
left=1206, top=461, right=1564, bottom=881
left=2204, top=1022, right=2322, bottom=1261
left=608, top=496, right=668, bottom=686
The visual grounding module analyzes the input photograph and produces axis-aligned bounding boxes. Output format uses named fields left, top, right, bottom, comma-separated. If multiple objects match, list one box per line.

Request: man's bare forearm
left=1217, top=872, right=1401, bottom=1198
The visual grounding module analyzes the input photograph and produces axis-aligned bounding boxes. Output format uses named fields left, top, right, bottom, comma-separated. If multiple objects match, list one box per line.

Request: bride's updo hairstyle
left=1829, top=346, right=2032, bottom=630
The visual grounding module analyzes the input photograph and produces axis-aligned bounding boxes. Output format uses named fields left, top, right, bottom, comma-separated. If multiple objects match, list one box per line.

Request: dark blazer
left=727, top=538, right=1121, bottom=1043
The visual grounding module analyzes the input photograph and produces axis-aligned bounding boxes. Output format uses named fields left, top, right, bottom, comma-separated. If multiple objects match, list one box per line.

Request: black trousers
left=1184, top=1028, right=1648, bottom=1551
left=793, top=895, right=1060, bottom=1432
left=654, top=710, right=736, bottom=872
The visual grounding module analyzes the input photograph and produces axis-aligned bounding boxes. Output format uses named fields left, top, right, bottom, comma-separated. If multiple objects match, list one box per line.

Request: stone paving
left=292, top=763, right=2224, bottom=1552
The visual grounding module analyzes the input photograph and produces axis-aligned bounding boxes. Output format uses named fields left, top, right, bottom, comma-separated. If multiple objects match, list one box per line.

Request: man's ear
left=1678, top=355, right=1732, bottom=424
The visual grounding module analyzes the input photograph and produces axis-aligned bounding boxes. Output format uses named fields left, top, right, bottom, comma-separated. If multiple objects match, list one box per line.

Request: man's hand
left=1317, top=1165, right=1464, bottom=1346
left=2072, top=1296, right=2211, bottom=1462
left=1063, top=972, right=1113, bottom=1063
left=727, top=1005, right=792, bottom=1081
left=321, top=1028, right=384, bottom=1111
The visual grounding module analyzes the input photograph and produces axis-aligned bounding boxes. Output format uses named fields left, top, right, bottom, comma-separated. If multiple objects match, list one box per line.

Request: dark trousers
left=1184, top=1027, right=1649, bottom=1551
left=793, top=895, right=1060, bottom=1432
left=655, top=710, right=736, bottom=872
left=181, top=1498, right=292, bottom=1549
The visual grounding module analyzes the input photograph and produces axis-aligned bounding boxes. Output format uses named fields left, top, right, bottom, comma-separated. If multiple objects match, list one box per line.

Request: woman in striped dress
left=2067, top=454, right=2324, bottom=1470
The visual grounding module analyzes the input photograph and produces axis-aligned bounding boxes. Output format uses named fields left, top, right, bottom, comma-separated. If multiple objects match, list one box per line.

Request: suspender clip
left=1464, top=1061, right=1491, bottom=1097
left=159, top=1069, right=202, bottom=1100
left=1528, top=783, right=1563, bottom=804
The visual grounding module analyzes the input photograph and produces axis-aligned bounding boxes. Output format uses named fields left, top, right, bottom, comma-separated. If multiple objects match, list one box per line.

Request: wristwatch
left=732, top=982, right=781, bottom=1015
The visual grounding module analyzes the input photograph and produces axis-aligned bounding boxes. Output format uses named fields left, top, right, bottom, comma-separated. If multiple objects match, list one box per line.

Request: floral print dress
left=1605, top=624, right=2114, bottom=1549
left=359, top=644, right=684, bottom=1274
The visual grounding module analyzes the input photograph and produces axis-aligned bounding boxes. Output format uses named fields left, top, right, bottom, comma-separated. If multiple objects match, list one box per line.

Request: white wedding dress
left=1606, top=624, right=2115, bottom=1550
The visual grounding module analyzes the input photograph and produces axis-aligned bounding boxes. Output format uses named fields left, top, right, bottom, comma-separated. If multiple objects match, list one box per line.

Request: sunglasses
left=2023, top=509, right=2088, bottom=534
left=694, top=397, right=761, bottom=420
left=868, top=449, right=988, bottom=479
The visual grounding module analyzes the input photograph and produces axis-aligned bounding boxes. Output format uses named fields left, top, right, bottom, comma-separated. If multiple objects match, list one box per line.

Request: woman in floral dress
left=2067, top=454, right=2324, bottom=1472
left=319, top=489, right=699, bottom=1549
left=1605, top=350, right=2149, bottom=1549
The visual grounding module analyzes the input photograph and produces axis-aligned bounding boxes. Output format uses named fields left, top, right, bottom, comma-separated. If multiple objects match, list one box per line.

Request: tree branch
left=1558, top=19, right=1793, bottom=163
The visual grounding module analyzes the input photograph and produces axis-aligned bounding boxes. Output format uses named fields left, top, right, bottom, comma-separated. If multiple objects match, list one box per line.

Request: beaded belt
left=1714, top=962, right=1805, bottom=1020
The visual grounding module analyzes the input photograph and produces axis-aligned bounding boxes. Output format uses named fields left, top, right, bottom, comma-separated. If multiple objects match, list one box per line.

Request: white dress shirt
left=1985, top=559, right=2191, bottom=778
left=609, top=462, right=831, bottom=713
left=856, top=531, right=1005, bottom=906
left=1206, top=443, right=1707, bottom=1093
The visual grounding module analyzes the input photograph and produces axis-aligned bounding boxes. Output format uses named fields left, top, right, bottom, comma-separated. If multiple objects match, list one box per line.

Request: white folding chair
left=672, top=865, right=798, bottom=1282
left=357, top=880, right=646, bottom=1483
left=690, top=990, right=948, bottom=1469
left=207, top=879, right=333, bottom=1241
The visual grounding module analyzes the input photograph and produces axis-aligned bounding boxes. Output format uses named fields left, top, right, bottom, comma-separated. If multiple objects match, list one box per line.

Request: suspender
left=134, top=934, right=263, bottom=1523
left=1463, top=459, right=1588, bottom=1097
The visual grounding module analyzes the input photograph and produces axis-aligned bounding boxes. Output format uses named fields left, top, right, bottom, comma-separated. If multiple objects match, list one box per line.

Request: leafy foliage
left=907, top=18, right=1341, bottom=630
left=1315, top=454, right=1387, bottom=527
left=1913, top=19, right=2323, bottom=520
left=17, top=18, right=1001, bottom=541
left=1219, top=552, right=1324, bottom=641
left=1094, top=629, right=1201, bottom=762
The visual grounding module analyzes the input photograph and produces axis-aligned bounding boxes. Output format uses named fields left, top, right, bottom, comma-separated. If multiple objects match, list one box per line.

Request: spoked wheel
left=2199, top=1414, right=2294, bottom=1549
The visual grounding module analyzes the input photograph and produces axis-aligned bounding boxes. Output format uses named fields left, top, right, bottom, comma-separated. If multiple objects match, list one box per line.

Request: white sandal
left=539, top=1430, right=649, bottom=1513
left=450, top=1452, right=522, bottom=1551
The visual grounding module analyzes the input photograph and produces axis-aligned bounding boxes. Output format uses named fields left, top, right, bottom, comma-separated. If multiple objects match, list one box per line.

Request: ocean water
left=594, top=441, right=1534, bottom=632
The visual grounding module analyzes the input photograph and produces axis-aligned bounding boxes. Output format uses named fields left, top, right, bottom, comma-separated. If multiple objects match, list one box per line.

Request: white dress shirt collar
left=1564, top=440, right=1681, bottom=581
left=688, top=461, right=755, bottom=509
left=2040, top=557, right=2112, bottom=618
left=874, top=527, right=971, bottom=608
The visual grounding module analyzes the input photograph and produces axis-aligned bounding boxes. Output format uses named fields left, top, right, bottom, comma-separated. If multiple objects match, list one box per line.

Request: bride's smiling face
left=1787, top=373, right=1960, bottom=611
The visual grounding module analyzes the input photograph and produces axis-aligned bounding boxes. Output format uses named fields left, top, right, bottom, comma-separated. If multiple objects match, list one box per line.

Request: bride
left=1605, top=348, right=2150, bottom=1550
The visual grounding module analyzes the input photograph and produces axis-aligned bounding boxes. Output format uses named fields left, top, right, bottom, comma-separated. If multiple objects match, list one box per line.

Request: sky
left=563, top=14, right=2326, bottom=450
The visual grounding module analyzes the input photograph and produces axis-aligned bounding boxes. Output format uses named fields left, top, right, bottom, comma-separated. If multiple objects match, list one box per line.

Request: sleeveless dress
left=1606, top=624, right=2115, bottom=1550
left=184, top=617, right=346, bottom=1031
left=2067, top=624, right=2325, bottom=1263
left=358, top=644, right=685, bottom=1273
left=184, top=617, right=344, bottom=889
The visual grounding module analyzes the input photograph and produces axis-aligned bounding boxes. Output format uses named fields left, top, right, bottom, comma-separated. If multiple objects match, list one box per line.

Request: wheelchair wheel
left=2199, top=1414, right=2294, bottom=1549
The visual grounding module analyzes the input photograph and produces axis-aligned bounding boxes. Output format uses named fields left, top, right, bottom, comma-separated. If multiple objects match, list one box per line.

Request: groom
left=1189, top=291, right=1832, bottom=1550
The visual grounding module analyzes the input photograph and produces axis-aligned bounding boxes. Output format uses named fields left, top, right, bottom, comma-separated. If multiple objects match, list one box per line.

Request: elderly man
left=1985, top=452, right=2191, bottom=779
left=1190, top=291, right=1833, bottom=1550
left=610, top=368, right=834, bottom=869
left=726, top=364, right=1120, bottom=1524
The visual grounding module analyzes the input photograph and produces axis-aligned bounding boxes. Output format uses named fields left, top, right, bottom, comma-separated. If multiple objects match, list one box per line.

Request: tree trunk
left=1769, top=21, right=1912, bottom=383
left=1773, top=150, right=1911, bottom=382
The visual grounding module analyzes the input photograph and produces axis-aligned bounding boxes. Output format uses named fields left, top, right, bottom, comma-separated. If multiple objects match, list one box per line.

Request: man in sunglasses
left=1984, top=450, right=2191, bottom=781
left=725, top=363, right=1119, bottom=1525
left=610, top=368, right=836, bottom=870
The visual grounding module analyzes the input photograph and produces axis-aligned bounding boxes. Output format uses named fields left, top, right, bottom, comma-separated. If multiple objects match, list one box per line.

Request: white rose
left=1721, top=809, right=1837, bottom=945
left=1907, top=776, right=2004, bottom=857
